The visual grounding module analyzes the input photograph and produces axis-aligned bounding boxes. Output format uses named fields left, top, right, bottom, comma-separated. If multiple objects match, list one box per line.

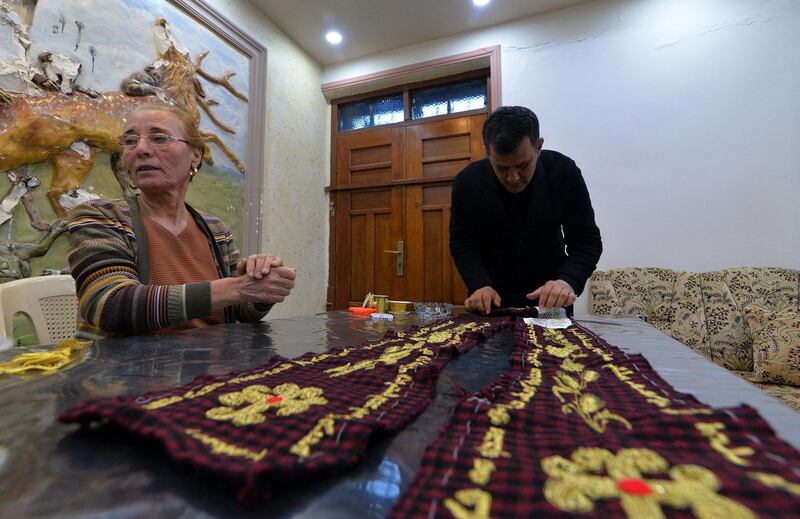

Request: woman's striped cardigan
left=68, top=196, right=271, bottom=339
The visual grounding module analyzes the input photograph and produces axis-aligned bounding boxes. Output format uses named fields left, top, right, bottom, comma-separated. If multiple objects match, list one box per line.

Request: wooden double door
left=331, top=113, right=487, bottom=309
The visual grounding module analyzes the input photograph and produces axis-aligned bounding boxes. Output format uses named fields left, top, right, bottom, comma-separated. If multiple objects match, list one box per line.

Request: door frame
left=324, top=48, right=501, bottom=309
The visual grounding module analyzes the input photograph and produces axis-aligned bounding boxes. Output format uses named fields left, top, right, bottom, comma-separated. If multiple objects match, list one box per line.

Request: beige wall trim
left=321, top=45, right=501, bottom=109
left=172, top=0, right=267, bottom=254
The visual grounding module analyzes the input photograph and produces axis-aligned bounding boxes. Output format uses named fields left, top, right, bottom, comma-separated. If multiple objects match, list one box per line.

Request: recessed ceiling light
left=326, top=31, right=343, bottom=45
left=473, top=0, right=491, bottom=6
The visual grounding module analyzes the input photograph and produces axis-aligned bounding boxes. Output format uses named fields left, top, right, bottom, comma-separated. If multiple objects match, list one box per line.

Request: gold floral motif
left=478, top=426, right=509, bottom=459
left=206, top=383, right=328, bottom=427
left=695, top=422, right=754, bottom=466
left=185, top=428, right=267, bottom=462
left=542, top=447, right=755, bottom=518
left=552, top=368, right=631, bottom=434
left=443, top=488, right=492, bottom=519
left=748, top=472, right=800, bottom=497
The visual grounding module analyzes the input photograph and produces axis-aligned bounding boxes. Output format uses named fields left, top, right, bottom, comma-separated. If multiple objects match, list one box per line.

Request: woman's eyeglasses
left=117, top=133, right=190, bottom=148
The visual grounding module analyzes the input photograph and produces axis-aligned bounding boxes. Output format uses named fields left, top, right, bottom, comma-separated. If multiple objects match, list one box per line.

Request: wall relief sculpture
left=0, top=0, right=261, bottom=281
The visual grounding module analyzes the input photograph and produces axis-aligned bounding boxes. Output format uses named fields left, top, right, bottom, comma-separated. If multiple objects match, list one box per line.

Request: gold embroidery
left=184, top=382, right=225, bottom=399
left=571, top=328, right=614, bottom=362
left=141, top=335, right=413, bottom=411
left=661, top=408, right=713, bottom=415
left=469, top=459, right=496, bottom=485
left=290, top=350, right=435, bottom=459
left=478, top=426, right=509, bottom=459
left=143, top=395, right=183, bottom=410
left=206, top=383, right=328, bottom=426
left=542, top=447, right=755, bottom=518
left=324, top=343, right=422, bottom=377
left=489, top=348, right=542, bottom=427
left=695, top=422, right=754, bottom=466
left=748, top=472, right=800, bottom=497
left=185, top=428, right=267, bottom=462
left=228, top=362, right=295, bottom=384
left=322, top=322, right=490, bottom=378
left=552, top=368, right=631, bottom=434
left=289, top=416, right=336, bottom=458
left=603, top=364, right=670, bottom=406
left=445, top=329, right=543, bottom=519
left=603, top=364, right=712, bottom=416
left=443, top=488, right=492, bottom=519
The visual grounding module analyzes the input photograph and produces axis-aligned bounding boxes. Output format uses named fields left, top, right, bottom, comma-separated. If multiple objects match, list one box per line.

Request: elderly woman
left=68, top=104, right=295, bottom=338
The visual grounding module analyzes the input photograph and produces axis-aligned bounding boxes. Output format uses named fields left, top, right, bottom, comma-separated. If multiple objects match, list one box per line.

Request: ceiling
left=250, top=0, right=594, bottom=66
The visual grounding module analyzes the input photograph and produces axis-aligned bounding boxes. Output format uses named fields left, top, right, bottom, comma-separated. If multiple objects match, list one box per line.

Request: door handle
left=383, top=240, right=404, bottom=276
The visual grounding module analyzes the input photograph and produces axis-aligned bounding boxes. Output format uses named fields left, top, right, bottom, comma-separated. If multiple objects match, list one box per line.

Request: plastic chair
left=0, top=275, right=77, bottom=347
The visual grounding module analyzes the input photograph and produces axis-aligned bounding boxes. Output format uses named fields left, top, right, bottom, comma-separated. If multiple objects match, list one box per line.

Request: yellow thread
left=748, top=472, right=800, bottom=497
left=695, top=422, right=755, bottom=466
left=469, top=459, right=496, bottom=485
left=542, top=447, right=755, bottom=518
left=0, top=338, right=91, bottom=375
left=443, top=488, right=492, bottom=519
left=185, top=428, right=267, bottom=462
left=206, top=383, right=328, bottom=427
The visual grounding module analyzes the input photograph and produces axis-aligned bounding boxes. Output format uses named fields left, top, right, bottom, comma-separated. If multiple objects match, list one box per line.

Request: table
left=0, top=312, right=797, bottom=518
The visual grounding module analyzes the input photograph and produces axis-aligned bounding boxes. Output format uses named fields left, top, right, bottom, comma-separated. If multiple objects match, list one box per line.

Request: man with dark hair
left=449, top=106, right=602, bottom=314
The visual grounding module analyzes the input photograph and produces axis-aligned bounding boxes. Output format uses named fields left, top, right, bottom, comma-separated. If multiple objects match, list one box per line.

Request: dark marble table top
left=0, top=312, right=797, bottom=518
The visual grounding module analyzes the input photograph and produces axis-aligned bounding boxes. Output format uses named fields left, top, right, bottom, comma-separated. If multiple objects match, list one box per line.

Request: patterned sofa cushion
left=744, top=307, right=800, bottom=385
left=589, top=266, right=800, bottom=411
left=699, top=271, right=752, bottom=370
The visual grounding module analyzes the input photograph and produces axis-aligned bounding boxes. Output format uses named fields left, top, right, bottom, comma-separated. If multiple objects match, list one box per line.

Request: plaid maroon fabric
left=390, top=320, right=800, bottom=518
left=59, top=313, right=513, bottom=501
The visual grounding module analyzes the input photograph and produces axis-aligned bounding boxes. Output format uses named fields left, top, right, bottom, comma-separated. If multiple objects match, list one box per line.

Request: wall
left=206, top=0, right=330, bottom=318
left=324, top=0, right=800, bottom=314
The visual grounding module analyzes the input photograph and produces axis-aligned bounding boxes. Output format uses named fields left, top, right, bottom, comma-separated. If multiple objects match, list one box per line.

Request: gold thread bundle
left=0, top=338, right=92, bottom=375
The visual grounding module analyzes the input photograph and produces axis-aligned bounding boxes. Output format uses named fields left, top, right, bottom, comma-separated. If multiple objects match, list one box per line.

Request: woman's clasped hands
left=234, top=253, right=296, bottom=304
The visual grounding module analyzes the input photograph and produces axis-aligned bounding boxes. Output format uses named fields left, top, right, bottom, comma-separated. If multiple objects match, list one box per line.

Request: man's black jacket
left=449, top=150, right=602, bottom=308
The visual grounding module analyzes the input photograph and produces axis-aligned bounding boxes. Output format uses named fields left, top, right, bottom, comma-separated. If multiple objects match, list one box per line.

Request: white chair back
left=0, top=275, right=77, bottom=347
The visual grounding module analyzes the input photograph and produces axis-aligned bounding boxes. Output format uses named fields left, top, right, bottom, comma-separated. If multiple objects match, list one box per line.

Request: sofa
left=588, top=267, right=800, bottom=411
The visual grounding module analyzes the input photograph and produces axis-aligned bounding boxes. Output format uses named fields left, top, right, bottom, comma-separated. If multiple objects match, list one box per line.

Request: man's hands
left=465, top=280, right=575, bottom=314
left=465, top=285, right=502, bottom=315
left=527, top=279, right=575, bottom=308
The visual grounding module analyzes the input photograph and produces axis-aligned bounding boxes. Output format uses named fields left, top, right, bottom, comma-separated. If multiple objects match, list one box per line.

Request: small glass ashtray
left=413, top=302, right=453, bottom=318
